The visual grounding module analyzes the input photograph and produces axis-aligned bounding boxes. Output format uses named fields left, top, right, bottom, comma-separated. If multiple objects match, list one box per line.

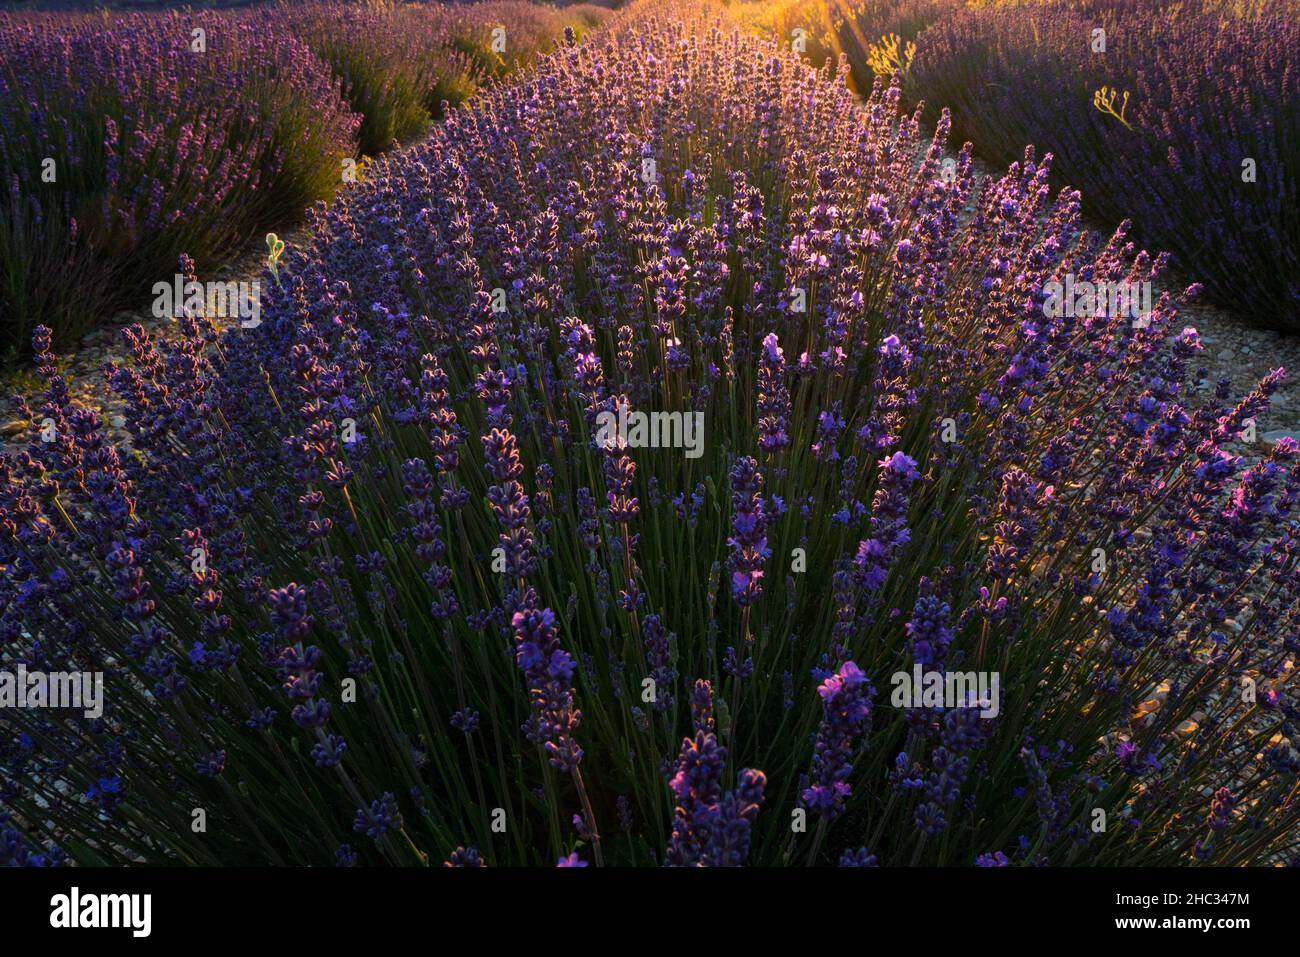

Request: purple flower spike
left=801, top=661, right=874, bottom=819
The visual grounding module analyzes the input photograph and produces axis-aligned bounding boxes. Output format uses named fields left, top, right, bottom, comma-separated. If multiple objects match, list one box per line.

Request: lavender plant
left=2, top=11, right=1299, bottom=868
left=282, top=1, right=463, bottom=156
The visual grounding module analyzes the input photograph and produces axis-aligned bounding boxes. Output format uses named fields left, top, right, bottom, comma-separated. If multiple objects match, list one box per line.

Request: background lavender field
left=2, top=0, right=1300, bottom=869
left=734, top=0, right=1298, bottom=329
left=0, top=0, right=609, bottom=361
left=904, top=0, right=1298, bottom=329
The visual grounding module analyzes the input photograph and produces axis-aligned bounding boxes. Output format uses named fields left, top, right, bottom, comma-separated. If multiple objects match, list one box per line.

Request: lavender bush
left=903, top=0, right=1300, bottom=329
left=281, top=1, right=477, bottom=156
left=3, top=12, right=1299, bottom=867
left=285, top=0, right=614, bottom=159
left=441, top=0, right=612, bottom=82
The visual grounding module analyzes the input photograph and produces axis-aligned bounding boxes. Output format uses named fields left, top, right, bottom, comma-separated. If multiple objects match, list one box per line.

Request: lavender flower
left=353, top=793, right=402, bottom=840
left=512, top=590, right=583, bottom=772
left=801, top=661, right=874, bottom=819
left=727, top=457, right=769, bottom=607
left=445, top=846, right=486, bottom=868
left=855, top=453, right=920, bottom=593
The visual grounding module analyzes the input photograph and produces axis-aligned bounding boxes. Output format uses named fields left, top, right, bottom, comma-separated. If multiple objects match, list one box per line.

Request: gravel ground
left=1181, top=300, right=1300, bottom=444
